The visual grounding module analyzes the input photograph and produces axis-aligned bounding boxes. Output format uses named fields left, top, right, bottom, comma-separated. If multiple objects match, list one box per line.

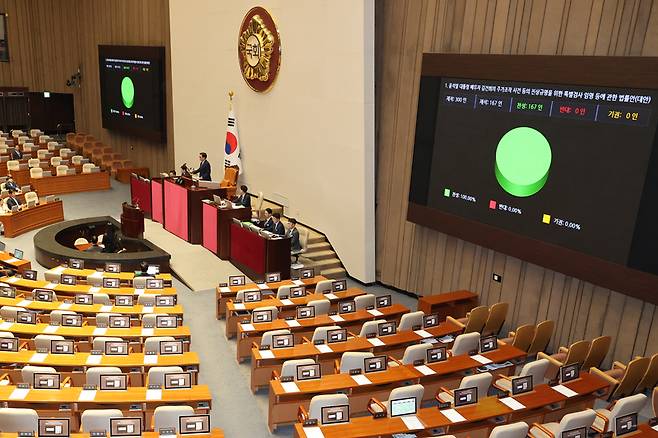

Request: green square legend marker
left=443, top=188, right=451, bottom=197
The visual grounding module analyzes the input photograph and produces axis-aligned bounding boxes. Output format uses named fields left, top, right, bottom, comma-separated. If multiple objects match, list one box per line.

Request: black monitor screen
left=364, top=355, right=387, bottom=373
left=561, top=428, right=587, bottom=438
left=339, top=301, right=356, bottom=314
left=272, top=334, right=293, bottom=349
left=327, top=328, right=347, bottom=344
left=615, top=413, right=638, bottom=436
left=560, top=363, right=580, bottom=383
left=252, top=309, right=272, bottom=323
left=511, top=375, right=533, bottom=395
left=38, top=418, right=70, bottom=437
left=110, top=417, right=142, bottom=437
left=296, top=306, right=315, bottom=319
left=321, top=405, right=349, bottom=425
left=427, top=346, right=447, bottom=363
left=377, top=321, right=397, bottom=337
left=296, top=363, right=321, bottom=381
left=454, top=387, right=478, bottom=407
left=179, top=415, right=210, bottom=435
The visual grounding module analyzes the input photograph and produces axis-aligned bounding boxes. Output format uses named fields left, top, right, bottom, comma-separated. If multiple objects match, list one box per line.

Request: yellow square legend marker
left=542, top=214, right=551, bottom=224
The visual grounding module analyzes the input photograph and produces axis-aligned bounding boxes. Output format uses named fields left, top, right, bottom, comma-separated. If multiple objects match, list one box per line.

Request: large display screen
left=408, top=55, right=658, bottom=299
left=98, top=45, right=166, bottom=142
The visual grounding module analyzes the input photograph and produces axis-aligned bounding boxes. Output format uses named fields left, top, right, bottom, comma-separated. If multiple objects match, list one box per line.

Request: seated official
left=4, top=189, right=21, bottom=212
left=287, top=218, right=301, bottom=252
left=85, top=235, right=103, bottom=253
left=233, top=185, right=251, bottom=208
left=260, top=208, right=274, bottom=232
left=271, top=212, right=285, bottom=236
left=9, top=147, right=22, bottom=161
left=101, top=224, right=120, bottom=253
left=135, top=261, right=151, bottom=277
left=4, top=177, right=19, bottom=193
left=191, top=152, right=211, bottom=181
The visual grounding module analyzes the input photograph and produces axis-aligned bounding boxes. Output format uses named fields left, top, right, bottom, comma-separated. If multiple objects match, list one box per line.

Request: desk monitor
left=229, top=275, right=245, bottom=286
left=146, top=264, right=160, bottom=276
left=378, top=321, right=397, bottom=337
left=104, top=263, right=121, bottom=273
left=156, top=315, right=178, bottom=328
left=38, top=418, right=70, bottom=437
left=296, top=305, right=315, bottom=319
left=27, top=200, right=36, bottom=208
left=34, top=289, right=54, bottom=302
left=560, top=363, right=580, bottom=383
left=615, top=413, right=638, bottom=436
left=252, top=309, right=273, bottom=323
left=109, top=315, right=130, bottom=328
left=212, top=194, right=223, bottom=204
left=110, top=417, right=142, bottom=437
left=331, top=279, right=347, bottom=292
left=0, top=287, right=15, bottom=298
left=105, top=341, right=129, bottom=355
left=154, top=295, right=175, bottom=307
left=364, top=355, right=388, bottom=373
left=272, top=333, right=294, bottom=349
left=289, top=286, right=306, bottom=298
left=100, top=374, right=128, bottom=390
left=69, top=258, right=84, bottom=269
left=327, top=328, right=348, bottom=344
left=390, top=397, right=417, bottom=417
left=300, top=268, right=314, bottom=279
left=33, top=372, right=60, bottom=389
left=296, top=363, right=321, bottom=381
left=145, top=278, right=163, bottom=289
left=427, top=346, right=447, bottom=364
left=0, top=241, right=5, bottom=252
left=454, top=387, right=478, bottom=407
left=376, top=295, right=392, bottom=308
left=512, top=375, right=533, bottom=395
left=60, top=274, right=76, bottom=286
left=339, top=301, right=356, bottom=314
left=13, top=248, right=23, bottom=260
left=164, top=372, right=192, bottom=389
left=0, top=337, right=18, bottom=352
left=61, top=314, right=83, bottom=327
left=179, top=414, right=210, bottom=435
left=479, top=335, right=498, bottom=353
left=51, top=340, right=74, bottom=354
left=561, top=428, right=587, bottom=438
left=75, top=294, right=92, bottom=305
left=115, top=295, right=133, bottom=306
left=103, top=277, right=120, bottom=288
left=17, top=311, right=36, bottom=324
left=160, top=340, right=183, bottom=355
left=321, top=405, right=349, bottom=425
left=244, top=290, right=262, bottom=303
left=266, top=272, right=281, bottom=282
left=423, top=313, right=439, bottom=328
left=22, top=269, right=36, bottom=280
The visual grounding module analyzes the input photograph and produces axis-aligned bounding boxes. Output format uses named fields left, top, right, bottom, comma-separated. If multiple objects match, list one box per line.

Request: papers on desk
left=4, top=258, right=19, bottom=264
left=0, top=322, right=13, bottom=330
left=78, top=389, right=97, bottom=402
left=44, top=282, right=57, bottom=289
left=99, top=305, right=113, bottom=312
left=142, top=306, right=154, bottom=314
left=401, top=415, right=425, bottom=430
left=471, top=354, right=493, bottom=365
left=16, top=299, right=32, bottom=307
left=329, top=315, right=344, bottom=322
left=257, top=283, right=269, bottom=290
left=144, top=355, right=158, bottom=365
left=415, top=365, right=436, bottom=376
left=351, top=374, right=372, bottom=386
left=240, top=323, right=255, bottom=332
left=280, top=299, right=294, bottom=306
left=7, top=277, right=18, bottom=283
left=30, top=353, right=48, bottom=363
left=324, top=293, right=338, bottom=300
left=141, top=328, right=154, bottom=336
left=653, top=425, right=658, bottom=432
left=146, top=389, right=162, bottom=400
left=367, top=309, right=384, bottom=316
left=58, top=302, right=72, bottom=310
left=281, top=381, right=300, bottom=393
left=316, top=344, right=333, bottom=354
left=93, top=327, right=107, bottom=336
left=286, top=320, right=301, bottom=328
left=50, top=266, right=65, bottom=274
left=86, top=355, right=102, bottom=365
left=233, top=303, right=246, bottom=310
left=499, top=397, right=526, bottom=411
left=414, top=329, right=433, bottom=338
left=551, top=384, right=578, bottom=398
left=219, top=287, right=231, bottom=293
left=88, top=286, right=101, bottom=293
left=43, top=325, right=59, bottom=334
left=9, top=387, right=30, bottom=400
left=367, top=337, right=385, bottom=347
left=440, top=408, right=466, bottom=423
left=302, top=427, right=324, bottom=438
left=134, top=288, right=145, bottom=295
left=438, top=335, right=455, bottom=344
left=259, top=350, right=275, bottom=359
left=89, top=271, right=103, bottom=278
left=292, top=279, right=305, bottom=286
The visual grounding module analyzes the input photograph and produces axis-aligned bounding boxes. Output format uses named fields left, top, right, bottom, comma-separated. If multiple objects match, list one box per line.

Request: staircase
left=297, top=225, right=346, bottom=279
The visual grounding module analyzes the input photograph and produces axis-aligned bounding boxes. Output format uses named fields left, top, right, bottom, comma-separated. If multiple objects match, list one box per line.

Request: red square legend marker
left=489, top=200, right=497, bottom=209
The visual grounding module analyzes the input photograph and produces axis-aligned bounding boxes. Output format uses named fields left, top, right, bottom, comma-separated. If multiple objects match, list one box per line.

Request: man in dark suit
left=191, top=152, right=211, bottom=181
left=4, top=177, right=19, bottom=192
left=9, top=147, right=22, bottom=160
left=234, top=185, right=251, bottom=208
left=271, top=213, right=285, bottom=236
left=287, top=218, right=302, bottom=252
left=5, top=189, right=20, bottom=212
left=260, top=208, right=274, bottom=232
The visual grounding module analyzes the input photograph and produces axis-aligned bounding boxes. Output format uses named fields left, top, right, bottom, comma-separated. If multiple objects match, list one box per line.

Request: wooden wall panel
left=0, top=0, right=173, bottom=174
left=376, top=0, right=658, bottom=367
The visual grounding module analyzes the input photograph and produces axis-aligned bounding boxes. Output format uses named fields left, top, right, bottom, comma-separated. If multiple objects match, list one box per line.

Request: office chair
left=436, top=372, right=492, bottom=404
left=591, top=393, right=647, bottom=433
left=367, top=384, right=424, bottom=417
left=528, top=409, right=596, bottom=438
left=81, top=409, right=123, bottom=433
left=493, top=358, right=549, bottom=392
left=86, top=367, right=122, bottom=386
left=153, top=406, right=195, bottom=432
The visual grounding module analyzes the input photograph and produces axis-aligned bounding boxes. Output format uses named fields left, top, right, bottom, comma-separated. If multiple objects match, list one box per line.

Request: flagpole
left=228, top=90, right=234, bottom=110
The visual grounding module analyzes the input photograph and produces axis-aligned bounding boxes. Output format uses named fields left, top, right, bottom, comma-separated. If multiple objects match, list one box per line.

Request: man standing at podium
left=191, top=152, right=211, bottom=181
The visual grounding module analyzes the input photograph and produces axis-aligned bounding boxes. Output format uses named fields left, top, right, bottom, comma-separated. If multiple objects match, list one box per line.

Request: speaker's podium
left=163, top=177, right=224, bottom=244
left=120, top=202, right=144, bottom=238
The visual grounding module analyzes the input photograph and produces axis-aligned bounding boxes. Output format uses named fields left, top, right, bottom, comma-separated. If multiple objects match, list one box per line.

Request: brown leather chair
left=581, top=335, right=612, bottom=371
left=447, top=305, right=489, bottom=334
left=634, top=353, right=658, bottom=394
left=220, top=166, right=239, bottom=198
left=538, top=339, right=590, bottom=380
left=591, top=356, right=650, bottom=400
left=500, top=324, right=535, bottom=352
left=482, top=302, right=509, bottom=336
left=527, top=320, right=555, bottom=356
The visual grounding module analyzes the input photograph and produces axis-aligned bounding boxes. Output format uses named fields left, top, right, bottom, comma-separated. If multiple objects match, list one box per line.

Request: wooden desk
left=1, top=276, right=177, bottom=297
left=216, top=275, right=328, bottom=319
left=0, top=201, right=64, bottom=238
left=230, top=222, right=291, bottom=281
left=225, top=288, right=366, bottom=338
left=45, top=265, right=173, bottom=285
left=236, top=304, right=409, bottom=363
left=250, top=320, right=463, bottom=392
left=0, top=251, right=31, bottom=273
left=417, top=290, right=479, bottom=321
left=29, top=171, right=111, bottom=196
left=129, top=173, right=152, bottom=218
left=293, top=372, right=609, bottom=438
left=202, top=202, right=251, bottom=259
left=0, top=320, right=190, bottom=341
left=271, top=343, right=526, bottom=431
left=0, top=432, right=224, bottom=438
left=117, top=167, right=149, bottom=184
left=7, top=167, right=30, bottom=185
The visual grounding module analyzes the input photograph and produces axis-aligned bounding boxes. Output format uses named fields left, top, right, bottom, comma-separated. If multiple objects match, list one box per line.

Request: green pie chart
left=121, top=76, right=135, bottom=109
left=495, top=127, right=552, bottom=197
